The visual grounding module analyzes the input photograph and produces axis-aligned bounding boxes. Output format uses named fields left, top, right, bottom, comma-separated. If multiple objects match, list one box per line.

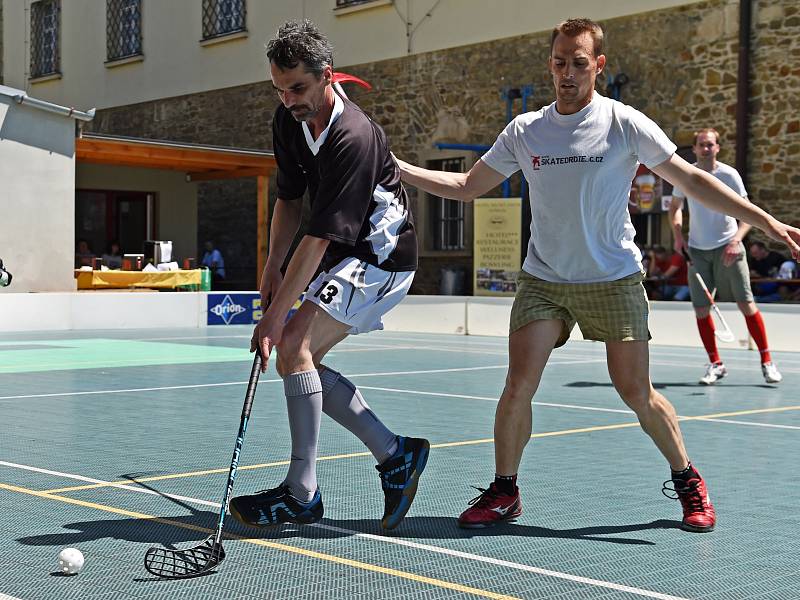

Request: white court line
left=86, top=331, right=800, bottom=365
left=0, top=593, right=25, bottom=600
left=358, top=386, right=799, bottom=430
left=690, top=418, right=800, bottom=430
left=138, top=334, right=251, bottom=341
left=0, top=461, right=687, bottom=600
left=359, top=385, right=633, bottom=415
left=0, top=364, right=510, bottom=402
left=0, top=461, right=209, bottom=507
left=0, top=359, right=613, bottom=403
left=2, top=358, right=796, bottom=428
left=362, top=334, right=800, bottom=365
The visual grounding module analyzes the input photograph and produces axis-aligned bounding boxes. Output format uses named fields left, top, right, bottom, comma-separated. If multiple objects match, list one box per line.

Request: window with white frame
left=202, top=0, right=246, bottom=40
left=106, top=0, right=142, bottom=61
left=427, top=157, right=466, bottom=251
left=30, top=0, right=60, bottom=78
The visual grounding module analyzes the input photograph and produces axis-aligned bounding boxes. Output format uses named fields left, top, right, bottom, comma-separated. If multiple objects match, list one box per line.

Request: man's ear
left=596, top=54, right=606, bottom=74
left=322, top=64, right=333, bottom=85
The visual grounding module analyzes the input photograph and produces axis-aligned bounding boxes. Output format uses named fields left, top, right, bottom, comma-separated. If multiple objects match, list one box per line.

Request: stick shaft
left=213, top=352, right=262, bottom=545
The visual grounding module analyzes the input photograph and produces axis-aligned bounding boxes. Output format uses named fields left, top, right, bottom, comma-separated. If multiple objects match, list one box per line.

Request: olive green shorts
left=687, top=243, right=753, bottom=307
left=510, top=270, right=651, bottom=347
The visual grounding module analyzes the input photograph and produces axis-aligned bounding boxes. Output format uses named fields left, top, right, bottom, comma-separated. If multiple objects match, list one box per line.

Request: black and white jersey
left=273, top=91, right=417, bottom=272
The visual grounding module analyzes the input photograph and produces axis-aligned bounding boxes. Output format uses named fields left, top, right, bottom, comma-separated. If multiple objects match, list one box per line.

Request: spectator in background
left=748, top=241, right=791, bottom=278
left=101, top=240, right=123, bottom=269
left=650, top=246, right=689, bottom=301
left=75, top=239, right=95, bottom=268
left=748, top=241, right=798, bottom=302
left=201, top=240, right=226, bottom=287
left=639, top=243, right=652, bottom=275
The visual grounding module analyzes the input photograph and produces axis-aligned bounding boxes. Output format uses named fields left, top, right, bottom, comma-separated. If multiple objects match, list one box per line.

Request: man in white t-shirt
left=670, top=129, right=781, bottom=385
left=396, top=18, right=800, bottom=533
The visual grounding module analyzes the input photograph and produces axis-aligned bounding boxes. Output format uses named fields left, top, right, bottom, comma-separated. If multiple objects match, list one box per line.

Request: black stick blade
left=144, top=536, right=226, bottom=579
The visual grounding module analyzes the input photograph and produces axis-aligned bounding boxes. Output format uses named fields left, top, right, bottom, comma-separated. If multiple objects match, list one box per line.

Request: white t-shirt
left=482, top=93, right=676, bottom=283
left=671, top=161, right=746, bottom=251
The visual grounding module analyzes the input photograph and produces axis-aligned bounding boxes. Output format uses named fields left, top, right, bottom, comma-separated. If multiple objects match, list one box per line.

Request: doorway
left=75, top=190, right=156, bottom=258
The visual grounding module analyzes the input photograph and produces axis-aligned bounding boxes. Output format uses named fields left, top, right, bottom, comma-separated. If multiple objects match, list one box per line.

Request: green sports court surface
left=1, top=327, right=799, bottom=599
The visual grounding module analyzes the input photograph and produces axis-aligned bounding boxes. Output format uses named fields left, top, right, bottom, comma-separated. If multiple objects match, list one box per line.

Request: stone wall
left=89, top=0, right=800, bottom=291
left=748, top=2, right=800, bottom=231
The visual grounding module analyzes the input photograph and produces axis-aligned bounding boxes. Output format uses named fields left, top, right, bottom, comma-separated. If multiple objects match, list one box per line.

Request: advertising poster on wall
left=473, top=197, right=521, bottom=297
left=207, top=294, right=303, bottom=325
left=629, top=164, right=665, bottom=214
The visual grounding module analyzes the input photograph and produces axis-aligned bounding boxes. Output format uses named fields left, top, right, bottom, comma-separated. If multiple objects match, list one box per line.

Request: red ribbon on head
left=332, top=72, right=372, bottom=90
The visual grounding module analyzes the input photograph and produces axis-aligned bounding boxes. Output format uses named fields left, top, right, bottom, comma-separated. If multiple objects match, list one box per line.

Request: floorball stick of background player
left=143, top=351, right=262, bottom=579
left=680, top=248, right=735, bottom=343
left=693, top=271, right=736, bottom=343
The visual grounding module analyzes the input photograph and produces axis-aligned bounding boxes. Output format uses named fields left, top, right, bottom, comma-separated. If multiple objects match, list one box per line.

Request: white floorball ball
left=57, top=548, right=85, bottom=575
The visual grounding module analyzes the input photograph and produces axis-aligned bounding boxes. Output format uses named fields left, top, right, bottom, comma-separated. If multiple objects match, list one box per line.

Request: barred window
left=106, top=0, right=142, bottom=61
left=202, top=0, right=246, bottom=40
left=428, top=157, right=466, bottom=251
left=30, top=0, right=60, bottom=78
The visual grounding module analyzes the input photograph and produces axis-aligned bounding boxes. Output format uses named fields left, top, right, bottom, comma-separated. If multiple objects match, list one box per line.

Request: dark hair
left=551, top=18, right=604, bottom=57
left=693, top=128, right=721, bottom=146
left=266, top=19, right=333, bottom=77
left=750, top=241, right=767, bottom=250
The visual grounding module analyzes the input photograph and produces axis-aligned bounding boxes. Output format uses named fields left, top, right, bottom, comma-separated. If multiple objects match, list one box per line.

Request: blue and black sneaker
left=229, top=484, right=323, bottom=527
left=376, top=436, right=430, bottom=530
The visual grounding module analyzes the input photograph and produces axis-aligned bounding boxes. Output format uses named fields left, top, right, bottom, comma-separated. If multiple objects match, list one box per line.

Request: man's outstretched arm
left=653, top=154, right=800, bottom=259
left=395, top=157, right=507, bottom=202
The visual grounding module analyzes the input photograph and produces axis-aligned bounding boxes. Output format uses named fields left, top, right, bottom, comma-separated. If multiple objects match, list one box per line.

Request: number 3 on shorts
left=314, top=281, right=339, bottom=305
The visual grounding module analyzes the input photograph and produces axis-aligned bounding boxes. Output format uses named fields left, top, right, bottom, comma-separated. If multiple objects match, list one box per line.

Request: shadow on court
left=565, top=381, right=775, bottom=390
left=16, top=513, right=680, bottom=548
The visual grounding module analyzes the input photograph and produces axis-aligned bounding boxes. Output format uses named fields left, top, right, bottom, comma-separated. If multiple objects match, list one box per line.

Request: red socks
left=698, top=311, right=772, bottom=364
left=744, top=311, right=772, bottom=364
left=696, top=315, right=720, bottom=364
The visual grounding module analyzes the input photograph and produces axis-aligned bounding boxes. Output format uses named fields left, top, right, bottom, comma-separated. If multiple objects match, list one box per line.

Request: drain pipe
left=13, top=93, right=95, bottom=121
left=735, top=0, right=752, bottom=186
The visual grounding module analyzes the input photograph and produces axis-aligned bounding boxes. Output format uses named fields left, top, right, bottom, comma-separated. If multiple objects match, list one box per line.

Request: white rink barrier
left=0, top=292, right=798, bottom=352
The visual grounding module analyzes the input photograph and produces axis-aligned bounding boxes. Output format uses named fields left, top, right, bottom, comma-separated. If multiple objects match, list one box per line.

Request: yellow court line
left=0, top=482, right=518, bottom=600
left=42, top=404, right=800, bottom=494
left=44, top=451, right=375, bottom=493
left=42, top=423, right=642, bottom=494
left=679, top=405, right=800, bottom=420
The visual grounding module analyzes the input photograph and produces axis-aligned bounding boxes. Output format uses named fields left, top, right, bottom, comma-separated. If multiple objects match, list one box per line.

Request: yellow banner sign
left=473, top=197, right=521, bottom=296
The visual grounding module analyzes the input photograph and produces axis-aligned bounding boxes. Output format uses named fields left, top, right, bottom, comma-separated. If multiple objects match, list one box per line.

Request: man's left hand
left=763, top=218, right=800, bottom=261
left=722, top=240, right=742, bottom=267
left=251, top=312, right=284, bottom=372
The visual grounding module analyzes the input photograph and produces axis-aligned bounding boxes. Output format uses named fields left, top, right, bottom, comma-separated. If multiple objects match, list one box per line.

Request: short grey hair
left=266, top=19, right=333, bottom=77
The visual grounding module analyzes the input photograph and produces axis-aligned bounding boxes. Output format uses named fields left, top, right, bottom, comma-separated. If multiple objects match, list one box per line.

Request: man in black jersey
left=229, top=20, right=428, bottom=531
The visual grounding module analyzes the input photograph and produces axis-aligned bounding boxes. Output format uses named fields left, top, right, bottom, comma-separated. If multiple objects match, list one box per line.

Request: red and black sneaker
left=662, top=472, right=716, bottom=532
left=457, top=483, right=522, bottom=529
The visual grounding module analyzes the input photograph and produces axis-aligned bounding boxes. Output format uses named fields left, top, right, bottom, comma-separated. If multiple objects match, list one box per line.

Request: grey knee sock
left=319, top=367, right=398, bottom=463
left=282, top=370, right=323, bottom=503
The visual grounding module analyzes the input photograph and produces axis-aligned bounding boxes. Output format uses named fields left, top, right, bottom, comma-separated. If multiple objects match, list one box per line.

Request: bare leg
left=605, top=340, right=688, bottom=471
left=494, top=320, right=563, bottom=475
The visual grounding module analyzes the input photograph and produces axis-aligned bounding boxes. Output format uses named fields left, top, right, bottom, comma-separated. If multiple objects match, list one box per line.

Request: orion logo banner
left=207, top=293, right=261, bottom=325
left=207, top=293, right=303, bottom=325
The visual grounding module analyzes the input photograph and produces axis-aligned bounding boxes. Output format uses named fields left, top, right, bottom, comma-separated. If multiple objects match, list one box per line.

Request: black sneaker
left=376, top=436, right=430, bottom=530
left=229, top=484, right=323, bottom=527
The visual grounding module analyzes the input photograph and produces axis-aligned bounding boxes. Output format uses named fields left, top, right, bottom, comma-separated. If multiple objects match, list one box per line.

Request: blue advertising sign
left=207, top=293, right=261, bottom=325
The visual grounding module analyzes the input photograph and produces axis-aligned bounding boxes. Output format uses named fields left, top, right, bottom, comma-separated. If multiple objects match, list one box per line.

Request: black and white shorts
left=304, top=257, right=414, bottom=335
